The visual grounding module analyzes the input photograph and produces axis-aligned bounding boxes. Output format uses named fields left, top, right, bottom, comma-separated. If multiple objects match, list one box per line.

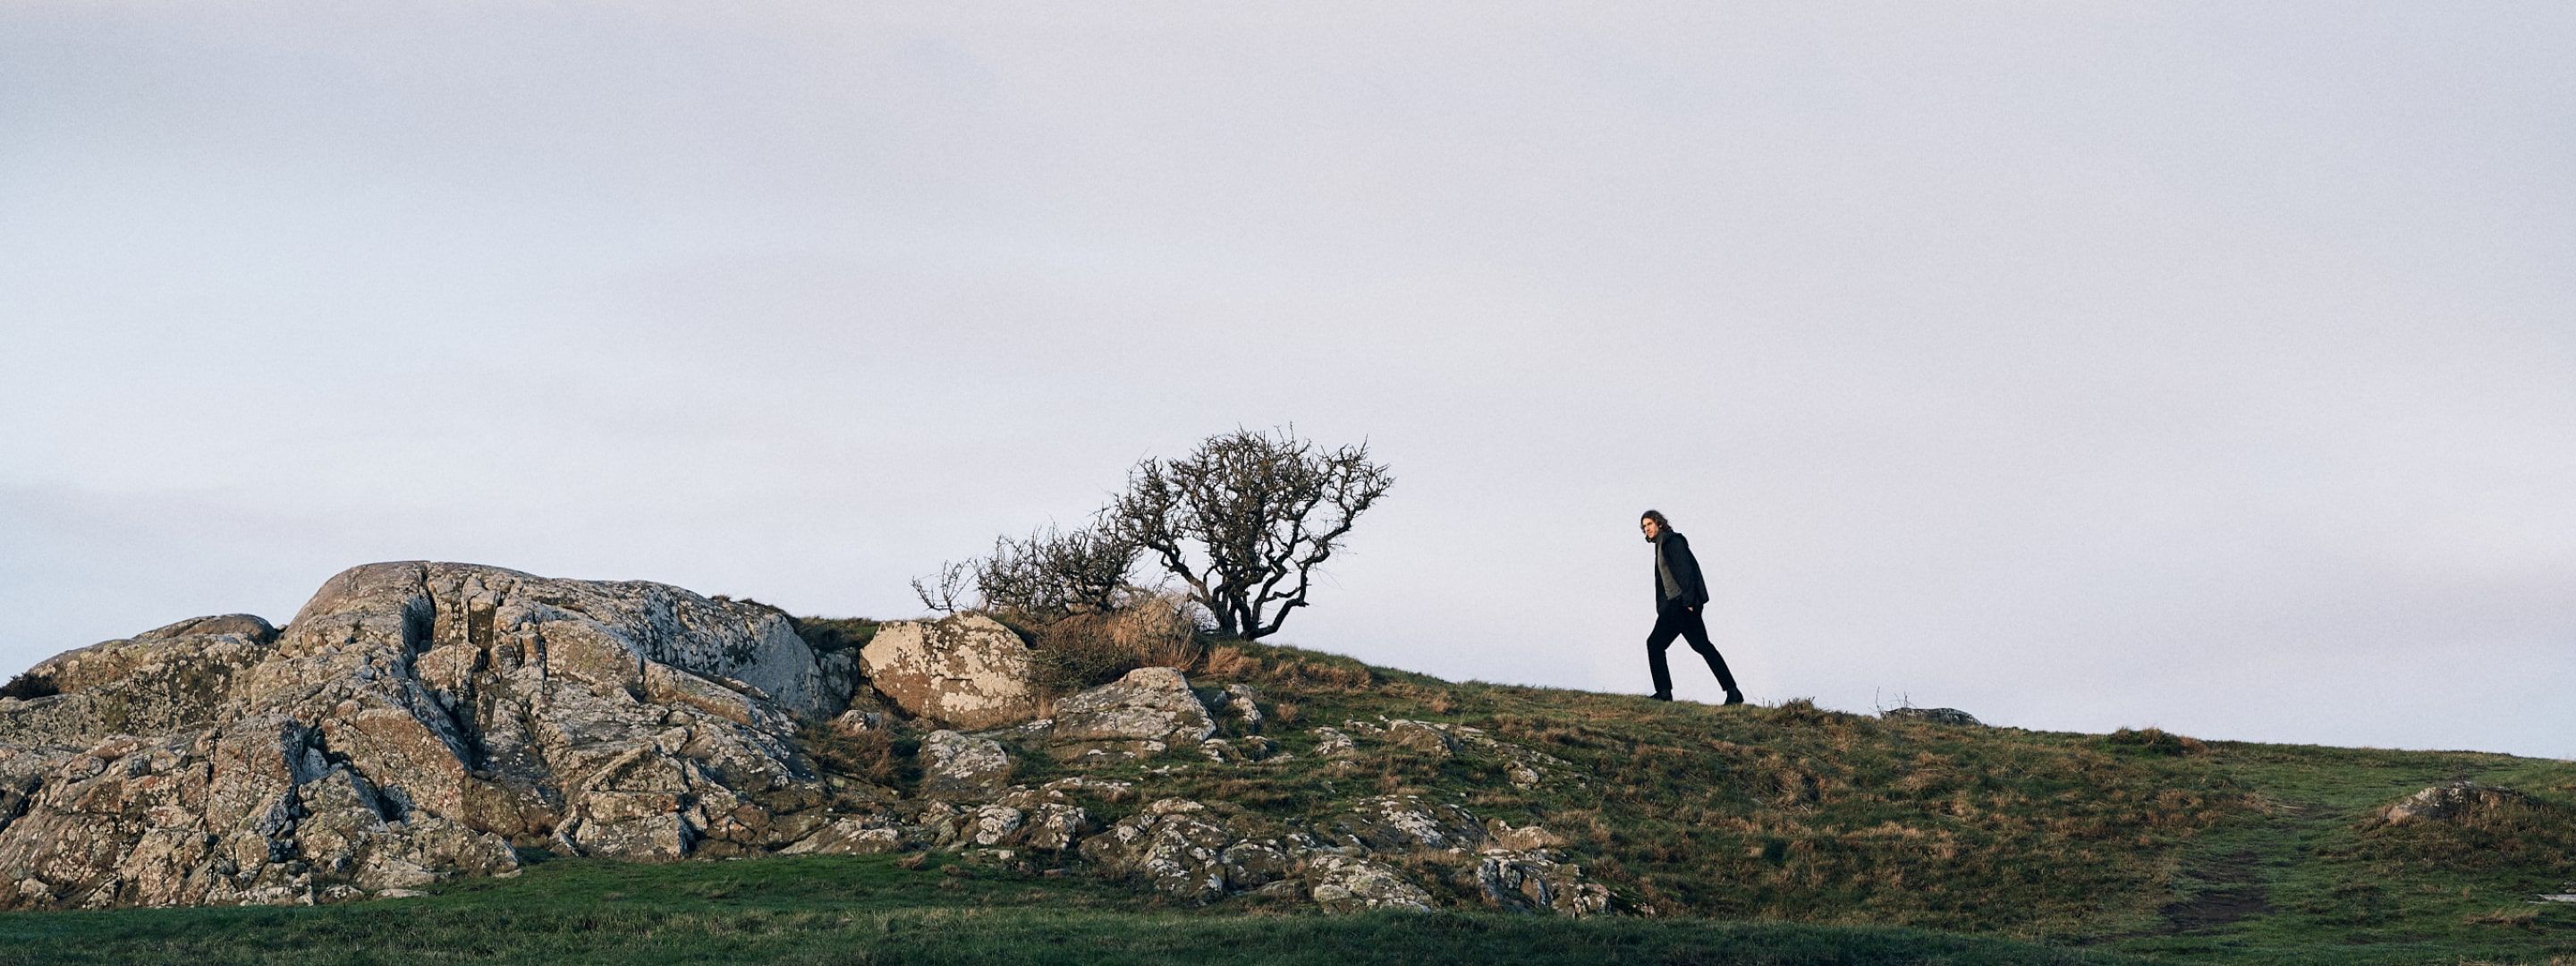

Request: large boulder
left=856, top=616, right=1039, bottom=730
left=0, top=562, right=868, bottom=910
left=1051, top=667, right=1216, bottom=750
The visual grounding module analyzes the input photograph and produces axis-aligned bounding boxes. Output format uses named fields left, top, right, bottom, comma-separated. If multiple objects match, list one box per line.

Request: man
left=1640, top=510, right=1744, bottom=705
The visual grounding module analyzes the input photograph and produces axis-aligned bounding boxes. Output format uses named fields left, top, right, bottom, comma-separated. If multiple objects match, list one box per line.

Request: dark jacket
left=1653, top=531, right=1712, bottom=610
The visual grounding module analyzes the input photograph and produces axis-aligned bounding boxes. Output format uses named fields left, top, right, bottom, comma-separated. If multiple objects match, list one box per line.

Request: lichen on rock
left=855, top=616, right=1039, bottom=730
left=0, top=562, right=870, bottom=910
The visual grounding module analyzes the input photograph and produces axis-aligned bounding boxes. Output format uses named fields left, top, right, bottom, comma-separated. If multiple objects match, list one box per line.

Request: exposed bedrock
left=0, top=562, right=874, bottom=909
left=0, top=562, right=1605, bottom=918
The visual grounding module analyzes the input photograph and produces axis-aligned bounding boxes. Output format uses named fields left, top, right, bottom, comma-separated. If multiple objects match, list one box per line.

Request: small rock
left=1881, top=708, right=1981, bottom=726
left=1020, top=802, right=1092, bottom=851
left=1039, top=776, right=1136, bottom=803
left=1475, top=850, right=1610, bottom=917
left=894, top=800, right=967, bottom=848
left=829, top=708, right=886, bottom=736
left=2374, top=781, right=2534, bottom=826
left=1385, top=720, right=1457, bottom=756
left=1208, top=683, right=1263, bottom=730
left=1077, top=798, right=1232, bottom=902
left=1218, top=840, right=1294, bottom=889
left=780, top=818, right=903, bottom=855
left=919, top=731, right=1013, bottom=801
left=1307, top=854, right=1434, bottom=913
left=1334, top=795, right=1484, bottom=852
left=967, top=804, right=1024, bottom=846
left=1310, top=727, right=1357, bottom=758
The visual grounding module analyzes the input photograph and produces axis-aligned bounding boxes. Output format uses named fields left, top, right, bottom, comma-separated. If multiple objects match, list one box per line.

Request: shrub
left=800, top=721, right=903, bottom=786
left=0, top=671, right=57, bottom=700
left=915, top=524, right=1138, bottom=620
left=1199, top=646, right=1261, bottom=679
left=916, top=428, right=1393, bottom=641
left=1026, top=591, right=1210, bottom=695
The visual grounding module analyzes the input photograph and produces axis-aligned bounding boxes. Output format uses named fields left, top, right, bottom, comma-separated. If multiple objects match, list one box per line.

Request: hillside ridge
left=2, top=561, right=2570, bottom=963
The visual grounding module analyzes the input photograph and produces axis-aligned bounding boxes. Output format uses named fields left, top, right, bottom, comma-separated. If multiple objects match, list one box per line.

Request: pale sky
left=4, top=4, right=2571, bottom=758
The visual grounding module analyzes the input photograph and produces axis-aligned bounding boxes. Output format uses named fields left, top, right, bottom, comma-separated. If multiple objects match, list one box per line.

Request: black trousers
left=1647, top=600, right=1737, bottom=697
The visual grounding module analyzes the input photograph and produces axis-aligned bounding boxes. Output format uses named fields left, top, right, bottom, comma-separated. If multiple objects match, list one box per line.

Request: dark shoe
left=1649, top=692, right=1674, bottom=701
left=1723, top=690, right=1745, bottom=706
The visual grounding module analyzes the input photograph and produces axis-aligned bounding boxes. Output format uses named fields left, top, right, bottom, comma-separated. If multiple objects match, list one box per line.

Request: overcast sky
left=5, top=4, right=2571, bottom=759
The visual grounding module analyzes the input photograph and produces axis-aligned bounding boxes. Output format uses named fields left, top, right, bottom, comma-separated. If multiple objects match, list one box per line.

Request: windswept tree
left=1109, top=428, right=1394, bottom=640
left=913, top=522, right=1138, bottom=619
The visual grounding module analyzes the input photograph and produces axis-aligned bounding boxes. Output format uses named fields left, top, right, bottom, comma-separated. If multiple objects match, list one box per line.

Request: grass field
left=0, top=853, right=2150, bottom=965
left=0, top=638, right=2567, bottom=964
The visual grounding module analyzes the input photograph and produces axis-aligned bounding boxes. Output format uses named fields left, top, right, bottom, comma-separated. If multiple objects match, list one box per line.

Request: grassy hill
left=1, top=638, right=2568, bottom=965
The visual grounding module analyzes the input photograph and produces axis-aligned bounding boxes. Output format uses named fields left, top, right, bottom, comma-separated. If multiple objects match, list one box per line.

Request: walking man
left=1640, top=510, right=1744, bottom=705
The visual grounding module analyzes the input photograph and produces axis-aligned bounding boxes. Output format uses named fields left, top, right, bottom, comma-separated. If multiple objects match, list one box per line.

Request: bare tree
left=910, top=561, right=974, bottom=614
left=1109, top=428, right=1394, bottom=640
left=913, top=523, right=1138, bottom=619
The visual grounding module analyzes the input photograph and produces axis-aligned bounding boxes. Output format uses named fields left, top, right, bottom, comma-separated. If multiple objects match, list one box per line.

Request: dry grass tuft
left=801, top=723, right=902, bottom=785
left=2466, top=906, right=2542, bottom=928
left=1027, top=592, right=1209, bottom=694
left=1199, top=645, right=1260, bottom=679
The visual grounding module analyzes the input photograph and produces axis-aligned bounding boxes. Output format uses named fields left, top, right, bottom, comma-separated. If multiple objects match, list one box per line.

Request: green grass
left=0, top=853, right=2140, bottom=965
left=2091, top=742, right=2576, bottom=963
left=3, top=637, right=2569, bottom=964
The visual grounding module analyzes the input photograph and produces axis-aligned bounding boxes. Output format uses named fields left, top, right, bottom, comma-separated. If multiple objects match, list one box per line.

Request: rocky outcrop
left=778, top=816, right=902, bottom=856
left=1068, top=787, right=1606, bottom=916
left=1307, top=854, right=1436, bottom=912
left=1333, top=795, right=1485, bottom=852
left=0, top=562, right=869, bottom=909
left=1326, top=718, right=1565, bottom=790
left=1205, top=683, right=1262, bottom=730
left=0, top=563, right=1614, bottom=919
left=856, top=616, right=1038, bottom=730
left=1473, top=849, right=1611, bottom=916
left=1079, top=798, right=1236, bottom=901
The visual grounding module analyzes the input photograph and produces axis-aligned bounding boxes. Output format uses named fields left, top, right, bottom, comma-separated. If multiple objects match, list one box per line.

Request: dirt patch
left=2161, top=850, right=2273, bottom=933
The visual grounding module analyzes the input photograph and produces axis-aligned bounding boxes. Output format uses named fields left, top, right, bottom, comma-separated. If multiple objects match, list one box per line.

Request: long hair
left=1640, top=509, right=1672, bottom=530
